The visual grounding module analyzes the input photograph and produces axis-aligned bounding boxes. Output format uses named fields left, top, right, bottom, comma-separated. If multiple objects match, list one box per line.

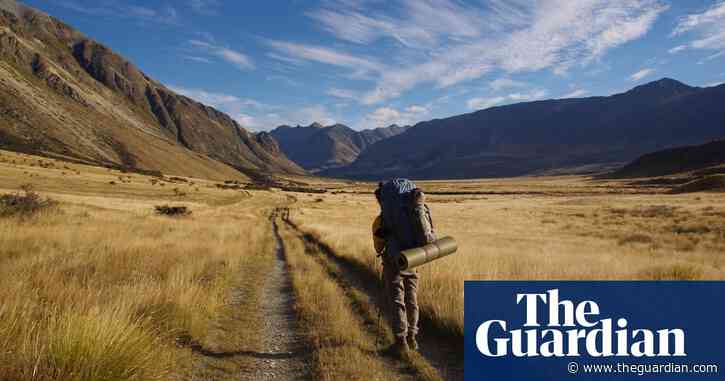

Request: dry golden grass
left=0, top=150, right=281, bottom=380
left=289, top=176, right=725, bottom=341
left=278, top=220, right=439, bottom=381
left=3, top=148, right=725, bottom=380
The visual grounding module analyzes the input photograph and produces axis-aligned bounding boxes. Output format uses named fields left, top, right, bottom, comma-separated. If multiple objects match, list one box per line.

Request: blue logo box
left=464, top=281, right=725, bottom=380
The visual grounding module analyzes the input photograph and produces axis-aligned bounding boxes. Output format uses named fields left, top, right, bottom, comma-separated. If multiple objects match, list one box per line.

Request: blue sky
left=23, top=0, right=725, bottom=131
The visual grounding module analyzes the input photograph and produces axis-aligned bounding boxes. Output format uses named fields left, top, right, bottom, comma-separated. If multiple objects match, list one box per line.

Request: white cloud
left=630, top=68, right=654, bottom=81
left=267, top=40, right=382, bottom=73
left=190, top=40, right=255, bottom=71
left=467, top=89, right=549, bottom=110
left=308, top=0, right=485, bottom=48
left=671, top=2, right=725, bottom=57
left=704, top=81, right=724, bottom=87
left=467, top=96, right=506, bottom=110
left=561, top=89, right=589, bottom=98
left=189, top=0, right=220, bottom=15
left=359, top=104, right=429, bottom=129
left=326, top=88, right=358, bottom=100
left=668, top=45, right=687, bottom=54
left=489, top=78, right=527, bottom=91
left=183, top=55, right=212, bottom=64
left=353, top=0, right=667, bottom=104
left=167, top=85, right=339, bottom=131
left=57, top=1, right=180, bottom=25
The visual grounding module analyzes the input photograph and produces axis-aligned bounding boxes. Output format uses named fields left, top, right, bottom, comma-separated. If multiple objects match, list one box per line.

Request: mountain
left=269, top=123, right=408, bottom=172
left=611, top=139, right=725, bottom=178
left=323, top=78, right=725, bottom=180
left=0, top=0, right=303, bottom=180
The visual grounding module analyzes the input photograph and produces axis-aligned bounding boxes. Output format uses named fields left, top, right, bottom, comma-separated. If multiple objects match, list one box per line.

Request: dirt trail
left=188, top=212, right=307, bottom=381
left=245, top=215, right=307, bottom=380
left=281, top=215, right=463, bottom=381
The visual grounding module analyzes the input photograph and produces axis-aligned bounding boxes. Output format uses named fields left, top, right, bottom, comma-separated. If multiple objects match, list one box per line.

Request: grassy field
left=289, top=176, right=725, bottom=341
left=1, top=148, right=724, bottom=380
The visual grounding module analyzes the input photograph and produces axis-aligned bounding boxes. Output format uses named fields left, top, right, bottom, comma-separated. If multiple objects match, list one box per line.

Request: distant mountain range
left=320, top=78, right=725, bottom=180
left=269, top=123, right=408, bottom=172
left=2, top=1, right=723, bottom=183
left=0, top=0, right=303, bottom=180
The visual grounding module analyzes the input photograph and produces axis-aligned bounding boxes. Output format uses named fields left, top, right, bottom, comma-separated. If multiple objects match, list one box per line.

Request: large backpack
left=378, top=178, right=418, bottom=253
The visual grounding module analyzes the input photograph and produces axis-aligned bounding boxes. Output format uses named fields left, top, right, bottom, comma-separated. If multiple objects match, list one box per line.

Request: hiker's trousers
left=383, top=264, right=419, bottom=339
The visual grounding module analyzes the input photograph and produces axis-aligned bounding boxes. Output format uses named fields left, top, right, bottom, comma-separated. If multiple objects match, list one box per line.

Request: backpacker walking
left=373, top=179, right=436, bottom=355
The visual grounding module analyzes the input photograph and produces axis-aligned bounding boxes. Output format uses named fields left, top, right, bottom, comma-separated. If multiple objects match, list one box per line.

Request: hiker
left=373, top=179, right=436, bottom=355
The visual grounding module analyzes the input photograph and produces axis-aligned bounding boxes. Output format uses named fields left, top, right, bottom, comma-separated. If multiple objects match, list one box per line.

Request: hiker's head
left=411, top=188, right=424, bottom=205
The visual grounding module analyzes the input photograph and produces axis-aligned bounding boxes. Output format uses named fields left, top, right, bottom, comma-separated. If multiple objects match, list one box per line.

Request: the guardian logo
left=475, top=289, right=686, bottom=358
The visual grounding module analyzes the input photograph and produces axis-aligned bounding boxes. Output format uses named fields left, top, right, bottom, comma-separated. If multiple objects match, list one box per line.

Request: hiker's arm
left=372, top=215, right=386, bottom=254
left=412, top=205, right=436, bottom=246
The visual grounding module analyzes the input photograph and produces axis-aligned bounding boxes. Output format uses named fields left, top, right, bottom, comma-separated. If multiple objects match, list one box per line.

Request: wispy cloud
left=57, top=1, right=180, bottom=25
left=183, top=55, right=213, bottom=64
left=704, top=81, right=724, bottom=87
left=303, top=0, right=667, bottom=104
left=466, top=96, right=506, bottom=110
left=267, top=40, right=383, bottom=74
left=467, top=88, right=549, bottom=110
left=168, top=85, right=337, bottom=130
left=489, top=77, right=527, bottom=92
left=190, top=40, right=255, bottom=71
left=359, top=105, right=429, bottom=129
left=307, top=0, right=485, bottom=48
left=630, top=68, right=655, bottom=81
left=169, top=86, right=264, bottom=109
left=561, top=89, right=589, bottom=98
left=326, top=88, right=358, bottom=100
left=189, top=0, right=220, bottom=15
left=670, top=1, right=725, bottom=59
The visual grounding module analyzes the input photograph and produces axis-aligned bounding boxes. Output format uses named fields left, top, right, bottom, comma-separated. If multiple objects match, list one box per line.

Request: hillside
left=324, top=79, right=725, bottom=180
left=269, top=123, right=407, bottom=172
left=0, top=0, right=304, bottom=180
left=612, top=139, right=725, bottom=178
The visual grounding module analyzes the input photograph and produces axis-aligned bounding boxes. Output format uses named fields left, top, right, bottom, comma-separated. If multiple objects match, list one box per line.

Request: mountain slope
left=0, top=0, right=304, bottom=180
left=611, top=139, right=725, bottom=178
left=269, top=123, right=408, bottom=172
left=325, top=79, right=725, bottom=180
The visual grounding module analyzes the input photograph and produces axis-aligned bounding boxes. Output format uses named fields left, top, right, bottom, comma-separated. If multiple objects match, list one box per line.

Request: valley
left=1, top=149, right=723, bottom=380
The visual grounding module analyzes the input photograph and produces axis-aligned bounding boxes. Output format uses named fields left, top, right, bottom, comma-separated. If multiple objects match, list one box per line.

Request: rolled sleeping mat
left=397, top=236, right=458, bottom=271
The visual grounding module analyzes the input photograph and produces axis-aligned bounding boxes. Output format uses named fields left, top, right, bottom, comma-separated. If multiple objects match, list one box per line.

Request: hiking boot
left=390, top=336, right=409, bottom=357
left=407, top=334, right=418, bottom=351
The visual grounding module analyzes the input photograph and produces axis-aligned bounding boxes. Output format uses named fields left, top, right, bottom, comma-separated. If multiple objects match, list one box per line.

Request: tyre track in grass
left=279, top=210, right=459, bottom=380
left=276, top=211, right=427, bottom=381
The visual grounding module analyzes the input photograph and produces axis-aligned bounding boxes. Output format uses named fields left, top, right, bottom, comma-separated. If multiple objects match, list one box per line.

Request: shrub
left=154, top=205, right=190, bottom=217
left=0, top=185, right=56, bottom=218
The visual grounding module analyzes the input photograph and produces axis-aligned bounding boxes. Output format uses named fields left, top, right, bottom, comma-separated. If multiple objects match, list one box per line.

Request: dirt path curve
left=245, top=214, right=308, bottom=380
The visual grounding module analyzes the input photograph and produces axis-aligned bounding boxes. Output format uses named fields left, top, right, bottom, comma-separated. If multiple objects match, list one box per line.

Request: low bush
left=0, top=185, right=56, bottom=218
left=154, top=205, right=190, bottom=217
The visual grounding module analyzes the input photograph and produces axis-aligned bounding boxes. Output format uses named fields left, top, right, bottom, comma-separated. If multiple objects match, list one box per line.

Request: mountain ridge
left=321, top=78, right=725, bottom=180
left=0, top=0, right=304, bottom=180
left=269, top=122, right=408, bottom=172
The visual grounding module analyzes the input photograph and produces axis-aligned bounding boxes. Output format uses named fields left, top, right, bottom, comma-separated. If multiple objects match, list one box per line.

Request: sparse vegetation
left=154, top=205, right=191, bottom=217
left=0, top=184, right=56, bottom=218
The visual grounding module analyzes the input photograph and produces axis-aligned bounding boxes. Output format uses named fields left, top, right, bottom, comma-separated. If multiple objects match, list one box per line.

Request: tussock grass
left=290, top=177, right=725, bottom=347
left=0, top=178, right=277, bottom=380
